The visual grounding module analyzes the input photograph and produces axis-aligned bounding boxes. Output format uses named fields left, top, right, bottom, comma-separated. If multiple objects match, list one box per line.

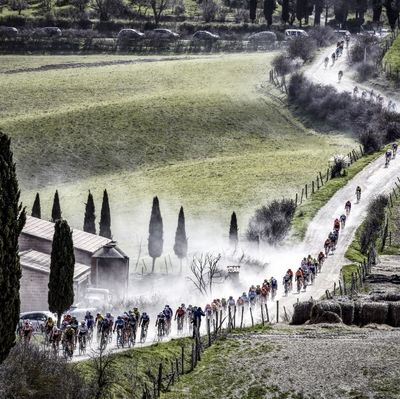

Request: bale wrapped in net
left=371, top=293, right=400, bottom=302
left=311, top=311, right=342, bottom=324
left=388, top=302, right=400, bottom=327
left=291, top=301, right=313, bottom=325
left=310, top=301, right=342, bottom=323
left=353, top=301, right=362, bottom=326
left=360, top=302, right=389, bottom=326
left=339, top=301, right=354, bottom=325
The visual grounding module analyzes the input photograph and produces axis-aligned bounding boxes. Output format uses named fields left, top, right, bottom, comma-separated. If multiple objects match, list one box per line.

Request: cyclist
left=21, top=320, right=34, bottom=343
left=85, top=311, right=94, bottom=332
left=139, top=311, right=149, bottom=339
left=287, top=269, right=294, bottom=290
left=270, top=277, right=278, bottom=300
left=240, top=292, right=249, bottom=307
left=126, top=311, right=137, bottom=341
left=353, top=86, right=359, bottom=97
left=329, top=230, right=338, bottom=251
left=356, top=186, right=361, bottom=202
left=338, top=70, right=343, bottom=83
left=62, top=324, right=75, bottom=357
left=156, top=312, right=166, bottom=338
left=324, top=56, right=329, bottom=69
left=385, top=149, right=392, bottom=166
left=295, top=268, right=304, bottom=293
left=113, top=316, right=125, bottom=345
left=105, top=313, right=114, bottom=335
left=282, top=272, right=291, bottom=296
left=77, top=321, right=88, bottom=353
left=51, top=326, right=62, bottom=354
left=132, top=308, right=140, bottom=334
left=175, top=306, right=186, bottom=332
left=333, top=218, right=340, bottom=232
left=163, top=305, right=173, bottom=335
left=340, top=213, right=347, bottom=228
left=392, top=142, right=398, bottom=157
left=331, top=52, right=336, bottom=65
left=309, top=262, right=316, bottom=284
left=345, top=200, right=351, bottom=215
left=248, top=286, right=257, bottom=305
left=44, top=317, right=55, bottom=344
left=317, top=251, right=325, bottom=271
left=324, top=238, right=331, bottom=256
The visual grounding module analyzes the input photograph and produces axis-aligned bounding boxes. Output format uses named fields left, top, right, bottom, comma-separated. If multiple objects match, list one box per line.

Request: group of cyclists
left=352, top=86, right=397, bottom=113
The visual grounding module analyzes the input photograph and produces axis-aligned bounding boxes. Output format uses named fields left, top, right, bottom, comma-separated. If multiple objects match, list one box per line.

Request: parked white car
left=0, top=26, right=18, bottom=37
left=118, top=29, right=145, bottom=40
left=285, top=29, right=308, bottom=39
left=192, top=30, right=219, bottom=42
left=248, top=31, right=277, bottom=44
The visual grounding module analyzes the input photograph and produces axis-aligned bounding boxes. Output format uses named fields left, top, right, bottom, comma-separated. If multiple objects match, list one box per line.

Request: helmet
left=158, top=312, right=163, bottom=317
left=165, top=305, right=170, bottom=308
left=24, top=320, right=29, bottom=324
left=117, top=316, right=122, bottom=320
left=142, top=312, right=147, bottom=316
left=97, top=313, right=101, bottom=317
left=66, top=324, right=71, bottom=328
left=133, top=307, right=138, bottom=311
left=81, top=321, right=85, bottom=326
left=229, top=296, right=233, bottom=300
left=106, top=313, right=111, bottom=317
left=181, top=303, right=185, bottom=307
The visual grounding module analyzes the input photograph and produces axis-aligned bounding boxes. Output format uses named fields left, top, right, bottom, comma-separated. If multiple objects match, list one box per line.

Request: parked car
left=118, top=28, right=145, bottom=40
left=19, top=311, right=54, bottom=332
left=284, top=29, right=308, bottom=39
left=192, top=30, right=219, bottom=41
left=33, top=27, right=62, bottom=37
left=150, top=28, right=179, bottom=40
left=335, top=30, right=351, bottom=37
left=0, top=26, right=18, bottom=38
left=248, top=31, right=277, bottom=45
left=68, top=307, right=97, bottom=321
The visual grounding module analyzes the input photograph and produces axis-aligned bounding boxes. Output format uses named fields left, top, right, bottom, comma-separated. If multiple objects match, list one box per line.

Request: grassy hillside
left=0, top=53, right=355, bottom=256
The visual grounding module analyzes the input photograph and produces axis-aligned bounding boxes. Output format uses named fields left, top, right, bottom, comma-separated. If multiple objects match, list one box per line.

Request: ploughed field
left=0, top=53, right=355, bottom=255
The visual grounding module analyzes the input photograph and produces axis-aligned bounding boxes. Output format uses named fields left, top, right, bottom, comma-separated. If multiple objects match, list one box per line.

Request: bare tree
left=150, top=0, right=170, bottom=25
left=188, top=253, right=222, bottom=296
left=89, top=347, right=117, bottom=399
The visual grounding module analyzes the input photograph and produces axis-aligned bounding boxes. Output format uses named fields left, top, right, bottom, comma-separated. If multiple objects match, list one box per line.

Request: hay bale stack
left=311, top=311, right=342, bottom=324
left=353, top=301, right=362, bottom=326
left=388, top=302, right=400, bottom=327
left=310, top=301, right=342, bottom=323
left=360, top=302, right=389, bottom=326
left=371, top=293, right=400, bottom=302
left=339, top=302, right=354, bottom=325
left=291, top=301, right=313, bottom=325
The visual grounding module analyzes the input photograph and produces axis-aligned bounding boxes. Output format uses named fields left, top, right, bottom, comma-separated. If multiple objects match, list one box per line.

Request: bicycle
left=78, top=334, right=87, bottom=356
left=176, top=317, right=184, bottom=334
left=356, top=191, right=361, bottom=203
left=116, top=328, right=125, bottom=349
left=63, top=340, right=74, bottom=360
left=283, top=281, right=290, bottom=296
left=157, top=322, right=165, bottom=341
left=100, top=330, right=109, bottom=350
left=296, top=277, right=302, bottom=294
left=140, top=323, right=148, bottom=343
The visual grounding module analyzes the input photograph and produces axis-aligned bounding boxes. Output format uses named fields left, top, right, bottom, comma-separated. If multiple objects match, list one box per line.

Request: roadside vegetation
left=384, top=30, right=400, bottom=73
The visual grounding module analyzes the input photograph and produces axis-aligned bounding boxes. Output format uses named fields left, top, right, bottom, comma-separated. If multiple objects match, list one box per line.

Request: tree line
left=3, top=0, right=400, bottom=30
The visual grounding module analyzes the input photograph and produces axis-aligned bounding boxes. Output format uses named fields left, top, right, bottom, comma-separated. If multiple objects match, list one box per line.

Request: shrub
left=386, top=122, right=400, bottom=142
left=272, top=54, right=293, bottom=76
left=287, top=36, right=317, bottom=62
left=359, top=194, right=388, bottom=254
left=350, top=35, right=382, bottom=64
left=307, top=25, right=336, bottom=48
left=330, top=154, right=350, bottom=178
left=201, top=0, right=218, bottom=23
left=247, top=199, right=296, bottom=245
left=354, top=61, right=377, bottom=82
left=359, top=129, right=382, bottom=154
left=0, top=343, right=89, bottom=398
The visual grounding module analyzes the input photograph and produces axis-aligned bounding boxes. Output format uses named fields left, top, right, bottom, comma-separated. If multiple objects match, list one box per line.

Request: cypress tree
left=249, top=0, right=257, bottom=22
left=281, top=0, right=289, bottom=23
left=173, top=206, right=188, bottom=274
left=48, top=219, right=75, bottom=327
left=148, top=196, right=163, bottom=273
left=229, top=212, right=239, bottom=248
left=0, top=131, right=26, bottom=363
left=83, top=191, right=96, bottom=234
left=263, top=0, right=276, bottom=25
left=314, top=0, right=323, bottom=25
left=31, top=192, right=41, bottom=219
left=51, top=190, right=61, bottom=222
left=296, top=0, right=306, bottom=25
left=99, top=189, right=112, bottom=239
left=372, top=0, right=383, bottom=22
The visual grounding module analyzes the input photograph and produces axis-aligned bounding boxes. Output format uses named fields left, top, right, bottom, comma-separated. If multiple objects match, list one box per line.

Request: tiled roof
left=22, top=216, right=111, bottom=253
left=20, top=249, right=91, bottom=279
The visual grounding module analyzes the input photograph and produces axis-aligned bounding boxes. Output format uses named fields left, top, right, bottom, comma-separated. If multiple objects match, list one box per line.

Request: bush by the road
left=354, top=61, right=378, bottom=82
left=271, top=54, right=293, bottom=76
left=247, top=199, right=296, bottom=245
left=307, top=26, right=337, bottom=48
left=287, top=36, right=317, bottom=62
left=350, top=35, right=382, bottom=64
left=359, top=194, right=388, bottom=254
left=0, top=343, right=89, bottom=399
left=359, top=129, right=382, bottom=154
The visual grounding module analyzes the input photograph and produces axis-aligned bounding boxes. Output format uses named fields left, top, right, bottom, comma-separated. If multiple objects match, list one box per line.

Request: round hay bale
left=310, top=301, right=342, bottom=323
left=311, top=311, right=342, bottom=324
left=388, top=302, right=400, bottom=327
left=291, top=301, right=313, bottom=325
left=371, top=293, right=400, bottom=302
left=360, top=302, right=389, bottom=326
left=353, top=301, right=363, bottom=325
left=339, top=302, right=354, bottom=325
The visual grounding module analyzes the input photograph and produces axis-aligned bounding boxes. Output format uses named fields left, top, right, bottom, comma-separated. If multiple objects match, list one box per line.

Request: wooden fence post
left=333, top=282, right=336, bottom=296
left=295, top=192, right=298, bottom=206
left=240, top=306, right=244, bottom=329
left=265, top=304, right=269, bottom=322
left=261, top=303, right=264, bottom=325
left=339, top=280, right=343, bottom=296
left=300, top=188, right=304, bottom=204
left=317, top=175, right=320, bottom=190
left=312, top=180, right=315, bottom=194
left=319, top=171, right=324, bottom=186
left=249, top=306, right=254, bottom=327
left=276, top=300, right=279, bottom=323
left=233, top=306, right=237, bottom=329
left=207, top=318, right=211, bottom=347
left=305, top=184, right=308, bottom=199
left=326, top=167, right=330, bottom=182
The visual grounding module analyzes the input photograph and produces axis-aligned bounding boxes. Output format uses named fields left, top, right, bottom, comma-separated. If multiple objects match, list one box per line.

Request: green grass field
left=0, top=53, right=355, bottom=255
